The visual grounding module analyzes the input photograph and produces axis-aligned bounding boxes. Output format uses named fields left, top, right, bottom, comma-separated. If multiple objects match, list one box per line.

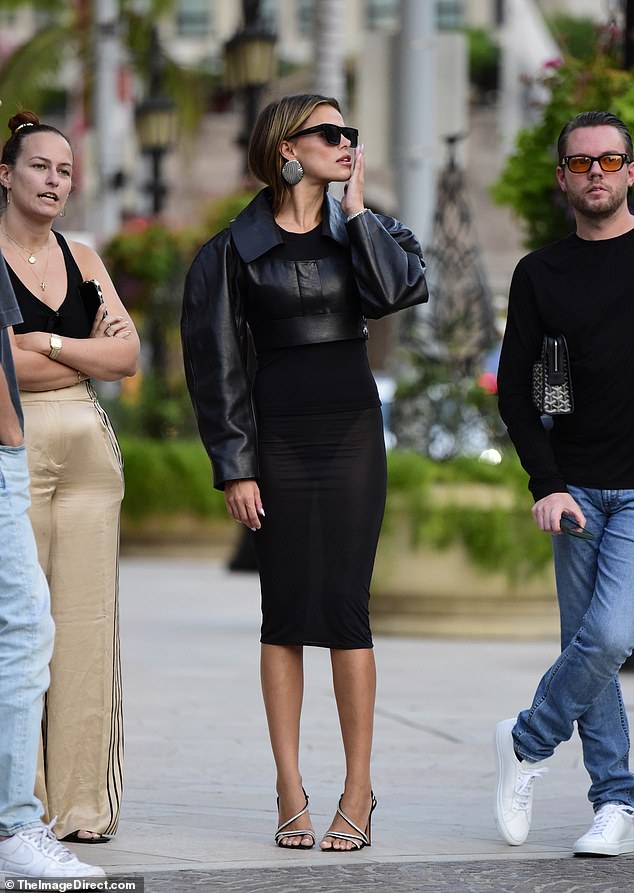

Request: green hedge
left=120, top=437, right=226, bottom=520
left=119, top=439, right=551, bottom=579
left=385, top=450, right=551, bottom=581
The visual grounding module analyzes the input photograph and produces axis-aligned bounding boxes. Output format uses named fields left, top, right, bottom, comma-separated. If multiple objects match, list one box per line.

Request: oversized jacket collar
left=230, top=187, right=349, bottom=263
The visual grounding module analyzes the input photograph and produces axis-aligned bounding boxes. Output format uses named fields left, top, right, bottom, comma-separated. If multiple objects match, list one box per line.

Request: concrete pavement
left=66, top=554, right=634, bottom=891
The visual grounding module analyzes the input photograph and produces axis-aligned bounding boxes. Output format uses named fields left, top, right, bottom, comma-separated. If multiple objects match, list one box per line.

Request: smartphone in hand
left=79, top=278, right=105, bottom=326
left=560, top=511, right=594, bottom=540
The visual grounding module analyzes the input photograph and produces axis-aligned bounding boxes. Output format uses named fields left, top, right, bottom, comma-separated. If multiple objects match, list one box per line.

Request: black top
left=498, top=227, right=634, bottom=500
left=253, top=224, right=379, bottom=416
left=0, top=252, right=23, bottom=429
left=273, top=222, right=334, bottom=261
left=8, top=231, right=90, bottom=337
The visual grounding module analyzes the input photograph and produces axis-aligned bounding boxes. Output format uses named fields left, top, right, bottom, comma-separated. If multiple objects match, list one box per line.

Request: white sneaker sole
left=574, top=839, right=634, bottom=857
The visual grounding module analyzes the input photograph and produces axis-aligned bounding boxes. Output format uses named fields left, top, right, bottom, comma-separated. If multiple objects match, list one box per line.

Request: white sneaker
left=494, top=717, right=548, bottom=845
left=0, top=820, right=105, bottom=880
left=573, top=803, right=634, bottom=856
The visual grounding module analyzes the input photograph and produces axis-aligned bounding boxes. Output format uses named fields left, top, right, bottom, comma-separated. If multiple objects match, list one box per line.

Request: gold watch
left=48, top=333, right=62, bottom=360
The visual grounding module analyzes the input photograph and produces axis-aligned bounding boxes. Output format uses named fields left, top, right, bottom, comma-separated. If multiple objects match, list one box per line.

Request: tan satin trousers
left=21, top=382, right=124, bottom=839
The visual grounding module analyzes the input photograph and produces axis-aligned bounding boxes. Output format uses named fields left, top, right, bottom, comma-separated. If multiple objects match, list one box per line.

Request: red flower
left=477, top=372, right=498, bottom=395
left=123, top=216, right=150, bottom=234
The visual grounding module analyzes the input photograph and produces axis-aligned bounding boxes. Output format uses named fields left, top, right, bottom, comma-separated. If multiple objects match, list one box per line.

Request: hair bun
left=8, top=110, right=40, bottom=135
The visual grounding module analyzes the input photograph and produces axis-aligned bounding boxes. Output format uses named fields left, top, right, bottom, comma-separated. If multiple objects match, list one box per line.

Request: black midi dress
left=181, top=189, right=428, bottom=652
left=254, top=226, right=386, bottom=648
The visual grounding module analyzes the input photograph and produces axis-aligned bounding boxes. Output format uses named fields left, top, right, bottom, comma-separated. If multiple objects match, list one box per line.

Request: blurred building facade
left=0, top=2, right=603, bottom=86
left=0, top=0, right=619, bottom=247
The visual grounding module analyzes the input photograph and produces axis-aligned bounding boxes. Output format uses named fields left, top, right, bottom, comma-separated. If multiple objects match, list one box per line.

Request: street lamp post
left=134, top=26, right=178, bottom=391
left=135, top=26, right=178, bottom=215
left=224, top=0, right=276, bottom=174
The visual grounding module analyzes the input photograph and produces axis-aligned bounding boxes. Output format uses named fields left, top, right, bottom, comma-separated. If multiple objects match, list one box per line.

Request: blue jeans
left=0, top=445, right=54, bottom=835
left=514, top=485, right=634, bottom=810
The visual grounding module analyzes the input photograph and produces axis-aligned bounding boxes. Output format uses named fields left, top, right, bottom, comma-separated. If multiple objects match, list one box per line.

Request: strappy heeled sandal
left=61, top=831, right=110, bottom=844
left=274, top=788, right=316, bottom=849
left=321, top=792, right=377, bottom=851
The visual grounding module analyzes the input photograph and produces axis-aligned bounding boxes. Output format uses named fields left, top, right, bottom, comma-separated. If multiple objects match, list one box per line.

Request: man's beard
left=568, top=186, right=625, bottom=220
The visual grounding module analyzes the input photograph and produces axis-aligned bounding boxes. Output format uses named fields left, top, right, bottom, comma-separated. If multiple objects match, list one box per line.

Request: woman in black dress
left=182, top=94, right=427, bottom=851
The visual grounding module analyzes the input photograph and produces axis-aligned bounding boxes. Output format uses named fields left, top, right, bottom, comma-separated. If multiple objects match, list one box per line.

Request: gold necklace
left=1, top=225, right=51, bottom=290
left=35, top=238, right=50, bottom=291
left=1, top=224, right=47, bottom=265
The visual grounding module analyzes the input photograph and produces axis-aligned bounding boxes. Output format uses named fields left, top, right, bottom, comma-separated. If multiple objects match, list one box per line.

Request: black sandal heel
left=321, top=792, right=377, bottom=851
left=275, top=788, right=316, bottom=849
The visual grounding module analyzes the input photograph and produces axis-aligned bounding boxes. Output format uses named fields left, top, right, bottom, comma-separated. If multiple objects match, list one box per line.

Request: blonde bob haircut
left=248, top=93, right=341, bottom=214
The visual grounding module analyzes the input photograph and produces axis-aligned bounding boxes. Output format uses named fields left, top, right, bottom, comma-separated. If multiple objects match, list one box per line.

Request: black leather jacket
left=181, top=188, right=428, bottom=490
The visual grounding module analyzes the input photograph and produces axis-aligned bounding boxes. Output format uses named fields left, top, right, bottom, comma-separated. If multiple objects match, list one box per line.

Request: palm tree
left=0, top=0, right=204, bottom=132
left=0, top=0, right=208, bottom=234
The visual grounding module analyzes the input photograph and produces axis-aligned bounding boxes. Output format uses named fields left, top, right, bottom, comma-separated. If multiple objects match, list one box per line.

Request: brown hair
left=557, top=110, right=633, bottom=161
left=1, top=110, right=72, bottom=205
left=247, top=93, right=341, bottom=213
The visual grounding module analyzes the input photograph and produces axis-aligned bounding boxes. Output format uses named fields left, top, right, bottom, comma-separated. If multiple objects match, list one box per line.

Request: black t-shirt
left=498, top=227, right=634, bottom=499
left=252, top=225, right=379, bottom=416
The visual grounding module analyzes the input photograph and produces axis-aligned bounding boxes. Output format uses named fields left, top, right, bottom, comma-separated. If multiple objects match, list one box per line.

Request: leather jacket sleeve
left=181, top=230, right=258, bottom=490
left=346, top=211, right=428, bottom=319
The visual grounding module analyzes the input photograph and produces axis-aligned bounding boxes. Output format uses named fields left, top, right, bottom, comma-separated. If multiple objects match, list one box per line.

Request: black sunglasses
left=286, top=123, right=359, bottom=148
left=560, top=153, right=630, bottom=174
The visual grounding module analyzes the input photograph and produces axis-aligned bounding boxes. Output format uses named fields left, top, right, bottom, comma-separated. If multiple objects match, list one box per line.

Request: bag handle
left=545, top=335, right=566, bottom=385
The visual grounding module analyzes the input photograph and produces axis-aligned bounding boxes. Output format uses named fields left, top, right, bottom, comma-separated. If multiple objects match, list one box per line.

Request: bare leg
left=260, top=643, right=315, bottom=847
left=321, top=647, right=376, bottom=851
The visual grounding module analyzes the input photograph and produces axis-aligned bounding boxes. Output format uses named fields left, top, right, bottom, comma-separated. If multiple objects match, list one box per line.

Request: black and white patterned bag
left=532, top=334, right=573, bottom=416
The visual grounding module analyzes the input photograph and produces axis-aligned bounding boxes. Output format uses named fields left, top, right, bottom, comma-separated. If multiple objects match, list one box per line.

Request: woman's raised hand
left=341, top=143, right=365, bottom=219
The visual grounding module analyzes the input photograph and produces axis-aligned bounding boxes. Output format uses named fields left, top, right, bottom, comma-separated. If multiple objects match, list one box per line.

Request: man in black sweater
left=495, top=111, right=634, bottom=856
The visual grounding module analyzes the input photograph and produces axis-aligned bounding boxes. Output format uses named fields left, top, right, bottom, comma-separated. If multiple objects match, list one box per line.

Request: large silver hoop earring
left=281, top=159, right=304, bottom=185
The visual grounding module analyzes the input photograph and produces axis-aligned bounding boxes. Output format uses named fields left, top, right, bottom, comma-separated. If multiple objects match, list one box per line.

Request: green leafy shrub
left=547, top=13, right=597, bottom=62
left=196, top=190, right=256, bottom=244
left=120, top=437, right=226, bottom=520
left=103, top=219, right=195, bottom=311
left=385, top=450, right=550, bottom=580
left=419, top=503, right=552, bottom=581
left=102, top=375, right=198, bottom=440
